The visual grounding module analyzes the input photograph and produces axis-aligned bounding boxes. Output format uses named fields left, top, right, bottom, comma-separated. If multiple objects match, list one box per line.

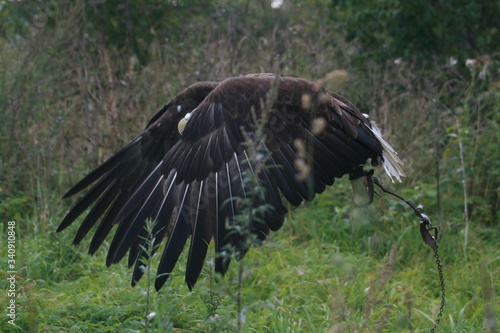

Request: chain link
left=430, top=245, right=446, bottom=332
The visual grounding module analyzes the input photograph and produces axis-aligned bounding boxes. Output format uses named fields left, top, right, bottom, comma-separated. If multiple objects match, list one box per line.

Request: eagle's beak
left=178, top=112, right=192, bottom=134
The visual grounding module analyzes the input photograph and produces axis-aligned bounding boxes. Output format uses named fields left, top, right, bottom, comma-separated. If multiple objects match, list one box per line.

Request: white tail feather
left=369, top=122, right=405, bottom=183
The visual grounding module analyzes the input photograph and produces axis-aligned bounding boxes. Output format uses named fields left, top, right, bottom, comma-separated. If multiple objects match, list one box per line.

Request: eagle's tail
left=370, top=122, right=405, bottom=183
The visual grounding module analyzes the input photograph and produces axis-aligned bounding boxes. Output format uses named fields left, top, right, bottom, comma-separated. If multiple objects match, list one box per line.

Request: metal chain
left=371, top=177, right=446, bottom=333
left=430, top=244, right=446, bottom=332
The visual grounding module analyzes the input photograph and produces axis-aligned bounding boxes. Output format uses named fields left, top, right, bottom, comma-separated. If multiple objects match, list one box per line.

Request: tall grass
left=1, top=2, right=498, bottom=332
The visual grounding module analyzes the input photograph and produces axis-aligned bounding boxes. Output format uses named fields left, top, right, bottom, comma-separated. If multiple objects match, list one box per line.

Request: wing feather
left=154, top=183, right=192, bottom=290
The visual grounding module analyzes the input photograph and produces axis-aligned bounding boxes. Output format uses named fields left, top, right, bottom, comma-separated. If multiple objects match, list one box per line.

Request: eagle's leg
left=349, top=167, right=375, bottom=206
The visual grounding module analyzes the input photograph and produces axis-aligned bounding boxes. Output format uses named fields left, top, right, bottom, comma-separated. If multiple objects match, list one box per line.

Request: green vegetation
left=333, top=0, right=499, bottom=62
left=1, top=1, right=498, bottom=332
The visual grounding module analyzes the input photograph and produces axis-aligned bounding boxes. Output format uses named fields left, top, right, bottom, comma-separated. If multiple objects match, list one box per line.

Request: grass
left=1, top=179, right=498, bottom=332
left=0, top=2, right=498, bottom=332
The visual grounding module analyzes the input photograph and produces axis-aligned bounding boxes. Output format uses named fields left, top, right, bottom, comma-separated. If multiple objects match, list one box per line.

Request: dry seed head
left=294, top=138, right=306, bottom=159
left=301, top=93, right=312, bottom=110
left=312, top=117, right=327, bottom=135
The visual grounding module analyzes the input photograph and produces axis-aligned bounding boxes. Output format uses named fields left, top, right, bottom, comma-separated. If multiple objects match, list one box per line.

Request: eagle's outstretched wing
left=59, top=74, right=403, bottom=291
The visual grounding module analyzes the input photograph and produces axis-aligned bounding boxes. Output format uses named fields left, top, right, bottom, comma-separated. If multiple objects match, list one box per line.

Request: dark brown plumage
left=59, top=73, right=404, bottom=290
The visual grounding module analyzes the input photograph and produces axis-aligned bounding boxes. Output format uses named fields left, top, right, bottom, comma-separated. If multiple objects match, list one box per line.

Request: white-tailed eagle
left=59, top=73, right=405, bottom=290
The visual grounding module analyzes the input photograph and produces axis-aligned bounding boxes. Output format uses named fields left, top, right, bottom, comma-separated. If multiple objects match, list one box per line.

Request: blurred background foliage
left=0, top=0, right=498, bottom=330
left=1, top=0, right=497, bottom=226
left=333, top=0, right=499, bottom=62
